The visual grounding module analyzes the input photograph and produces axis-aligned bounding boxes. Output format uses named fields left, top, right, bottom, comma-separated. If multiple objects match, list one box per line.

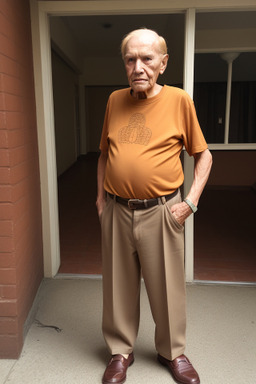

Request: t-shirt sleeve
left=181, top=92, right=208, bottom=156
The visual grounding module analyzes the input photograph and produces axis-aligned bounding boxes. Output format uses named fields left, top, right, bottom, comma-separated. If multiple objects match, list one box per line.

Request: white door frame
left=30, top=0, right=256, bottom=278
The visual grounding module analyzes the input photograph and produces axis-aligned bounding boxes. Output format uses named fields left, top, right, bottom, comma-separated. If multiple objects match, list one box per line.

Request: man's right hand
left=96, top=197, right=106, bottom=219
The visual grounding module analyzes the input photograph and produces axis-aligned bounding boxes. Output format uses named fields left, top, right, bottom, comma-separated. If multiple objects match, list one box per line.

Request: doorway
left=50, top=13, right=185, bottom=275
left=31, top=2, right=256, bottom=281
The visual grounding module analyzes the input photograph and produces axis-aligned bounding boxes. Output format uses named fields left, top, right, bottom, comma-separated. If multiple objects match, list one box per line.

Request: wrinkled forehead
left=125, top=33, right=162, bottom=56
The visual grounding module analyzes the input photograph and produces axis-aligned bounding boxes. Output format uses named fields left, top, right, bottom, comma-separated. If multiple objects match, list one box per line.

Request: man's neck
left=131, top=84, right=162, bottom=99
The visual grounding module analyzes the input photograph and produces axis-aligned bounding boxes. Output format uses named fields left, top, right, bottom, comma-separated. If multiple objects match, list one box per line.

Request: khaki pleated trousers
left=101, top=190, right=186, bottom=361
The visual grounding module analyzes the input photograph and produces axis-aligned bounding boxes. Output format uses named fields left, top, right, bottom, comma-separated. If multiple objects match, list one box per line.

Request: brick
left=8, top=197, right=26, bottom=222
left=0, top=167, right=10, bottom=184
left=2, top=94, right=23, bottom=112
left=5, top=111, right=24, bottom=130
left=0, top=33, right=16, bottom=60
left=0, top=54, right=20, bottom=78
left=0, top=253, right=16, bottom=268
left=0, top=11, right=16, bottom=41
left=6, top=127, right=37, bottom=149
left=13, top=213, right=30, bottom=245
left=8, top=162, right=27, bottom=185
left=0, top=92, right=4, bottom=110
left=0, top=148, right=10, bottom=166
left=0, top=268, right=16, bottom=285
left=23, top=68, right=34, bottom=85
left=10, top=179, right=28, bottom=202
left=0, top=74, right=22, bottom=96
left=0, top=202, right=12, bottom=220
left=0, top=185, right=12, bottom=201
left=15, top=223, right=43, bottom=269
left=0, top=220, right=13, bottom=236
left=5, top=129, right=24, bottom=148
left=0, top=334, right=23, bottom=359
left=24, top=110, right=37, bottom=130
left=0, top=236, right=14, bottom=252
left=9, top=146, right=29, bottom=167
left=5, top=194, right=34, bottom=223
left=0, top=111, right=7, bottom=129
left=15, top=158, right=40, bottom=185
left=0, top=317, right=18, bottom=335
left=9, top=178, right=39, bottom=205
left=0, top=1, right=16, bottom=23
left=15, top=228, right=31, bottom=260
left=0, top=285, right=17, bottom=300
left=0, top=299, right=17, bottom=316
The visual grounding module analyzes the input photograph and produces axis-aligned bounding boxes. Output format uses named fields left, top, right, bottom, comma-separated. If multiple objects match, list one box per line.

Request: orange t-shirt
left=100, top=85, right=208, bottom=199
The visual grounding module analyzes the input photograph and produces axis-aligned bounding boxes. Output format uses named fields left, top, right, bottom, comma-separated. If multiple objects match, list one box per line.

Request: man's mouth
left=133, top=79, right=146, bottom=83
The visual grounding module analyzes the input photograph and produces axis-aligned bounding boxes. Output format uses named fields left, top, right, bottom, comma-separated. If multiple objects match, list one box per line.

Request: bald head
left=121, top=28, right=168, bottom=59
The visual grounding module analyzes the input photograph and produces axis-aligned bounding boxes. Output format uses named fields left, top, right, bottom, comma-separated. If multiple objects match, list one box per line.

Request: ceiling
left=56, top=11, right=256, bottom=58
left=60, top=13, right=184, bottom=58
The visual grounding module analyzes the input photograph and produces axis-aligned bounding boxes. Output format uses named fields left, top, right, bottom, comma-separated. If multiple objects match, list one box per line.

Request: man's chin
left=132, top=84, right=146, bottom=90
left=131, top=84, right=150, bottom=94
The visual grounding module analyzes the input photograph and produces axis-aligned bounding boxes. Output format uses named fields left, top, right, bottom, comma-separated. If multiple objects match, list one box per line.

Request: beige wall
left=85, top=86, right=124, bottom=152
left=52, top=51, right=79, bottom=176
left=50, top=17, right=82, bottom=73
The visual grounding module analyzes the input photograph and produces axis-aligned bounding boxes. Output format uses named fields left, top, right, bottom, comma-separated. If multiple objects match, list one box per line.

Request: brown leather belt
left=108, top=189, right=178, bottom=210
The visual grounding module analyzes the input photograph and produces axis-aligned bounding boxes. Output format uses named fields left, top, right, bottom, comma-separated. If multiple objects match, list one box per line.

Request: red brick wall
left=0, top=0, right=44, bottom=358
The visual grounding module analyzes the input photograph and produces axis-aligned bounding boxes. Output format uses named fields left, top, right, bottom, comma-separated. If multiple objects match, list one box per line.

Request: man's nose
left=134, top=59, right=144, bottom=73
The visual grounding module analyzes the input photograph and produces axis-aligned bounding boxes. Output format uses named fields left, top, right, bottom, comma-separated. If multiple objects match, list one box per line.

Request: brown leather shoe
left=158, top=354, right=200, bottom=384
left=102, top=353, right=134, bottom=384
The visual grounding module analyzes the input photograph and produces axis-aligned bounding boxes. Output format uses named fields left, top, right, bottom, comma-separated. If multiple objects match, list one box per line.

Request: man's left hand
left=170, top=202, right=192, bottom=225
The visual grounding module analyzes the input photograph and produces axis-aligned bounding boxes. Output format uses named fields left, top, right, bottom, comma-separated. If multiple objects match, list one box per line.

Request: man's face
left=123, top=32, right=168, bottom=99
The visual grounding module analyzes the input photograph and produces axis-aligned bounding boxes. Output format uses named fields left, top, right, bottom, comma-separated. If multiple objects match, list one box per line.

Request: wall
left=50, top=17, right=83, bottom=74
left=0, top=0, right=44, bottom=358
left=208, top=151, right=256, bottom=187
left=85, top=86, right=124, bottom=152
left=82, top=14, right=185, bottom=86
left=52, top=50, right=79, bottom=176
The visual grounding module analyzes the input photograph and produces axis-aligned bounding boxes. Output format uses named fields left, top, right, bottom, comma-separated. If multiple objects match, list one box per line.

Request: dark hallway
left=58, top=154, right=102, bottom=275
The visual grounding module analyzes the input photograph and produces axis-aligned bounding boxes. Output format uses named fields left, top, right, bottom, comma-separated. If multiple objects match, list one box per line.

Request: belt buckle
left=128, top=199, right=141, bottom=210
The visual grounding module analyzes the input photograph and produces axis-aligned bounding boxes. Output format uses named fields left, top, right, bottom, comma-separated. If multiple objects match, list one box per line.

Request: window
left=194, top=12, right=256, bottom=145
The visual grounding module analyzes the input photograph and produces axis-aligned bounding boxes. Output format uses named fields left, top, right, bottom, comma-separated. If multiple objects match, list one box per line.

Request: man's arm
left=96, top=151, right=108, bottom=217
left=171, top=148, right=213, bottom=224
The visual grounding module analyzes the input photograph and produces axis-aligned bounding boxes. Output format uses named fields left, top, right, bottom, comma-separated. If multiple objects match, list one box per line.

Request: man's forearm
left=186, top=149, right=213, bottom=207
left=96, top=151, right=108, bottom=215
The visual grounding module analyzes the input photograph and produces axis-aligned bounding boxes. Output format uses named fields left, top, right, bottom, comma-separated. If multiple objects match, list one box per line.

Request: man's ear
left=160, top=54, right=169, bottom=75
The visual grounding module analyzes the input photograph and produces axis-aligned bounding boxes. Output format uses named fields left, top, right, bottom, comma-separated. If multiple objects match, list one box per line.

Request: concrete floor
left=1, top=277, right=256, bottom=384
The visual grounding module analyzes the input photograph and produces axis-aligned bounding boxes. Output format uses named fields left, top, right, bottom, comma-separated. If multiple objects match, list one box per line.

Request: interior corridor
left=58, top=154, right=102, bottom=275
left=57, top=155, right=256, bottom=283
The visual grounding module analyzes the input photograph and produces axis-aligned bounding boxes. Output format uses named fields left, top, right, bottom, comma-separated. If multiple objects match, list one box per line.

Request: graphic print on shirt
left=118, top=113, right=152, bottom=145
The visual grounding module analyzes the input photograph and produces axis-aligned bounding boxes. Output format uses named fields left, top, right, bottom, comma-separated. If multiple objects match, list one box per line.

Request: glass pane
left=229, top=52, right=256, bottom=143
left=194, top=53, right=227, bottom=143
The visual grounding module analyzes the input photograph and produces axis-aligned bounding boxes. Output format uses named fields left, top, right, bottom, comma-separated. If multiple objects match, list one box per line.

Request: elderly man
left=96, top=28, right=212, bottom=384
